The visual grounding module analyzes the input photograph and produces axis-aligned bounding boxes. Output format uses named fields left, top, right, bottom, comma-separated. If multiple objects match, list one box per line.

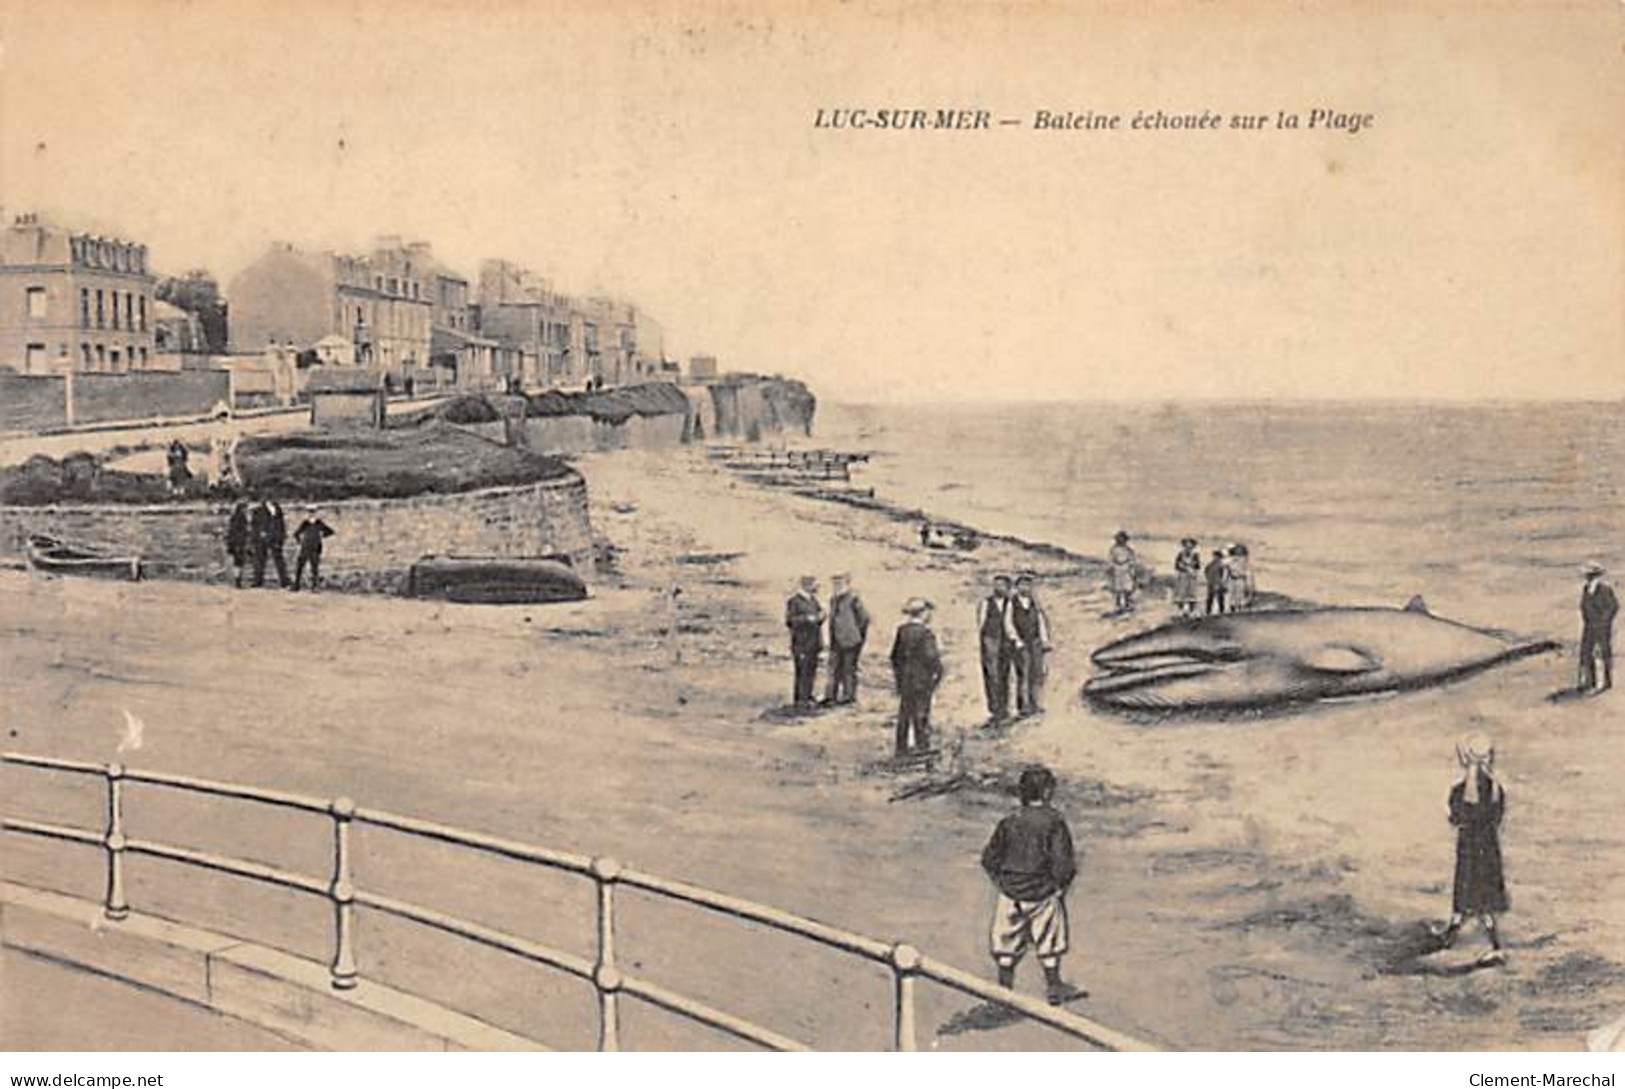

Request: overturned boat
left=404, top=554, right=587, bottom=605
left=1083, top=599, right=1558, bottom=714
left=26, top=534, right=143, bottom=582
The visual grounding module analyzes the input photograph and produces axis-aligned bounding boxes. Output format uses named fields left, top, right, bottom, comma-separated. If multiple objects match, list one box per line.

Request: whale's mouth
left=1090, top=645, right=1248, bottom=675
left=1083, top=646, right=1248, bottom=695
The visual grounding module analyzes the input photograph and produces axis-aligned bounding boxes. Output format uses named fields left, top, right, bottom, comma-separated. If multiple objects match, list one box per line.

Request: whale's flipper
left=1304, top=644, right=1383, bottom=674
left=1404, top=595, right=1431, bottom=615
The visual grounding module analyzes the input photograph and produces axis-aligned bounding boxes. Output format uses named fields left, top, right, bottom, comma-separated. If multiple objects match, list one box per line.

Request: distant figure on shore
left=1173, top=538, right=1202, bottom=618
left=250, top=498, right=289, bottom=588
left=1579, top=563, right=1616, bottom=693
left=785, top=575, right=825, bottom=709
left=1435, top=733, right=1508, bottom=965
left=292, top=510, right=336, bottom=592
left=890, top=598, right=943, bottom=758
left=1226, top=544, right=1255, bottom=611
left=981, top=765, right=1081, bottom=1005
left=977, top=575, right=1015, bottom=722
left=919, top=521, right=932, bottom=547
left=165, top=440, right=191, bottom=493
left=1204, top=549, right=1229, bottom=616
left=1009, top=574, right=1053, bottom=717
left=225, top=501, right=250, bottom=588
left=1107, top=531, right=1138, bottom=614
left=823, top=573, right=870, bottom=705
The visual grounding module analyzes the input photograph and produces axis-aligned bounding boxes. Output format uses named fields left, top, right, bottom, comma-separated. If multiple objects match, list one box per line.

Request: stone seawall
left=0, top=474, right=594, bottom=593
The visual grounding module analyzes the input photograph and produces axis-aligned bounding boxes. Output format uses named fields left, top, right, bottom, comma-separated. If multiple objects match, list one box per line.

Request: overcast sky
left=2, top=0, right=1620, bottom=402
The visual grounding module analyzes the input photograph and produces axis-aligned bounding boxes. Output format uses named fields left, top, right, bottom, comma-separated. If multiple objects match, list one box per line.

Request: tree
left=155, top=269, right=229, bottom=353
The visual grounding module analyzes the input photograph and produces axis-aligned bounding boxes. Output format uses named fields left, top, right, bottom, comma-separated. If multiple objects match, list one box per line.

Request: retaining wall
left=0, top=474, right=594, bottom=593
left=0, top=373, right=69, bottom=433
left=0, top=371, right=233, bottom=433
left=517, top=412, right=686, bottom=455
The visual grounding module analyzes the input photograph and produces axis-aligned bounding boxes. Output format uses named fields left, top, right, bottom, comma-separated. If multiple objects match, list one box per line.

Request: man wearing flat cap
left=890, top=598, right=944, bottom=758
left=785, top=576, right=825, bottom=709
left=1579, top=563, right=1616, bottom=693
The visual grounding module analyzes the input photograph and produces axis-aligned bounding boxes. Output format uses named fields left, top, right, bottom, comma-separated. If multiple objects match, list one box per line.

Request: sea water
left=821, top=400, right=1624, bottom=641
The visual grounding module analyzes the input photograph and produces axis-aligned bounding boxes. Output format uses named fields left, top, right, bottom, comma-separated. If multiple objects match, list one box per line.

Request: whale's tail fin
left=1404, top=595, right=1431, bottom=615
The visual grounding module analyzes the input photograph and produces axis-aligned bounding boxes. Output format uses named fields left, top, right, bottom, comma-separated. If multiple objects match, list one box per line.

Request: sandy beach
left=3, top=445, right=1620, bottom=1051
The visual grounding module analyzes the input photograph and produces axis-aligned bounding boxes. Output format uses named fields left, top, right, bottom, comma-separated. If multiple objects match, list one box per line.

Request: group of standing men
left=225, top=498, right=335, bottom=591
left=785, top=574, right=872, bottom=708
left=977, top=574, right=1054, bottom=724
left=784, top=574, right=943, bottom=758
left=785, top=570, right=1055, bottom=760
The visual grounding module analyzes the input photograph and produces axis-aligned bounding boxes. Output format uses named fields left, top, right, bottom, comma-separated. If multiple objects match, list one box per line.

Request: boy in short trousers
left=981, top=765, right=1082, bottom=1004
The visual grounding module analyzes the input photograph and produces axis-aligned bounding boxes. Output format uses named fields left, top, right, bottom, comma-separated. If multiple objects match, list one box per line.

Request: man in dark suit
left=823, top=573, right=870, bottom=705
left=1580, top=563, right=1617, bottom=693
left=251, top=499, right=289, bottom=588
left=977, top=575, right=1015, bottom=723
left=785, top=576, right=824, bottom=708
left=890, top=598, right=944, bottom=758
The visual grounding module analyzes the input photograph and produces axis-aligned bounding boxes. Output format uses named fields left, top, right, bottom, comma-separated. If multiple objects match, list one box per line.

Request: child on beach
left=1107, top=531, right=1138, bottom=614
left=1435, top=733, right=1509, bottom=965
left=981, top=765, right=1083, bottom=1005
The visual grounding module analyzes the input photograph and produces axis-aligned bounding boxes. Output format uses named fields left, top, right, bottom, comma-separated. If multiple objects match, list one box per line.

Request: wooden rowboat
left=404, top=555, right=587, bottom=605
left=27, top=534, right=144, bottom=581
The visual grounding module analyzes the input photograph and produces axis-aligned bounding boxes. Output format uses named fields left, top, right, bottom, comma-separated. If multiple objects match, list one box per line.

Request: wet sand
left=2, top=447, right=1618, bottom=1050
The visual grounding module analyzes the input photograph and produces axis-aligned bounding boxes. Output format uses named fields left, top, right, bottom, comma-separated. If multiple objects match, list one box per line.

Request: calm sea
left=818, top=401, right=1624, bottom=640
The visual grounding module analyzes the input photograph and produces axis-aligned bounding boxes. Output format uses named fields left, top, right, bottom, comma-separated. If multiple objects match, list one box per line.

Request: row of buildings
left=0, top=213, right=672, bottom=392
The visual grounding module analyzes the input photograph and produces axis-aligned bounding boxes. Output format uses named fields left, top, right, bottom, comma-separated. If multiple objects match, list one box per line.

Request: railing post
left=592, top=856, right=622, bottom=1051
left=103, top=763, right=128, bottom=920
left=890, top=943, right=921, bottom=1052
left=328, top=797, right=358, bottom=990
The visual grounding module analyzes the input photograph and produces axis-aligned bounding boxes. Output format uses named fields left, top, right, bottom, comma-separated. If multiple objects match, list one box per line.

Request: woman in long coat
left=1439, top=733, right=1509, bottom=962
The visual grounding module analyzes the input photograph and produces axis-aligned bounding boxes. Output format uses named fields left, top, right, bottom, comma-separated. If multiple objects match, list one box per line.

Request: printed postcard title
left=813, top=107, right=1376, bottom=135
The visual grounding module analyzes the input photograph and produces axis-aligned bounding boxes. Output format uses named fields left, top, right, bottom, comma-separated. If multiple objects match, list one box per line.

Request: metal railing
left=2, top=751, right=1155, bottom=1052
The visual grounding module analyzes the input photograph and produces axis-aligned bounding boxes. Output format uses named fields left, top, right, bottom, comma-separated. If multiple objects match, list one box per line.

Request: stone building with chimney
left=227, top=237, right=432, bottom=384
left=0, top=213, right=156, bottom=374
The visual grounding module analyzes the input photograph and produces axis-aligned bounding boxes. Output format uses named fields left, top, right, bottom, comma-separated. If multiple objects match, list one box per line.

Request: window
left=25, top=344, right=46, bottom=373
left=96, top=345, right=106, bottom=368
left=111, top=291, right=121, bottom=329
left=110, top=348, right=121, bottom=368
left=96, top=290, right=105, bottom=328
left=81, top=344, right=91, bottom=367
left=124, top=293, right=133, bottom=331
left=388, top=278, right=398, bottom=295
left=25, top=286, right=46, bottom=319
left=80, top=289, right=90, bottom=327
left=138, top=296, right=146, bottom=331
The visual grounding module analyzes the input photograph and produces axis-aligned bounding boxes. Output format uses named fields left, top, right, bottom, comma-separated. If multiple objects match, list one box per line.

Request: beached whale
left=1083, top=600, right=1558, bottom=714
